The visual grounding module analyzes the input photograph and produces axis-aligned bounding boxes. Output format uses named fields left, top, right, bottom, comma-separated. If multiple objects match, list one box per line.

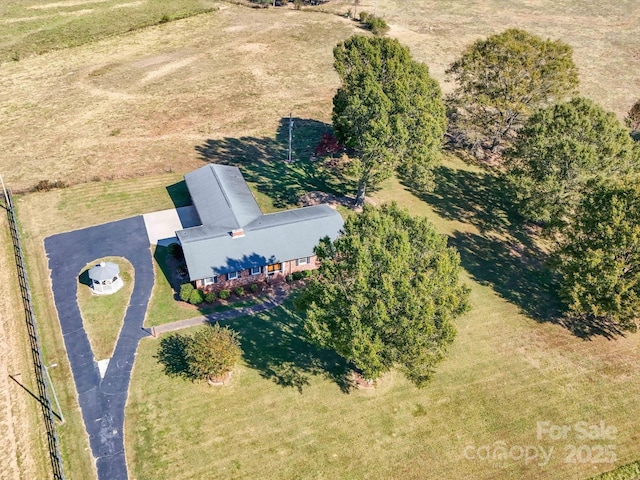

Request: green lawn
left=127, top=283, right=640, bottom=479
left=0, top=0, right=218, bottom=62
left=13, top=150, right=640, bottom=480
left=591, top=461, right=640, bottom=480
left=123, top=157, right=640, bottom=479
left=145, top=245, right=267, bottom=327
left=77, top=257, right=134, bottom=360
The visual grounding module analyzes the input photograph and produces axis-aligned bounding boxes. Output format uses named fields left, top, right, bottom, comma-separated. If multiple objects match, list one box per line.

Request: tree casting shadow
left=218, top=299, right=353, bottom=393
left=413, top=164, right=628, bottom=338
left=195, top=117, right=355, bottom=208
left=408, top=166, right=566, bottom=325
left=155, top=298, right=354, bottom=393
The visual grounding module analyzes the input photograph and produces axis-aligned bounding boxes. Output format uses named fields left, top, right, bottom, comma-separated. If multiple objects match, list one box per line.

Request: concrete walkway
left=151, top=284, right=291, bottom=335
left=45, top=216, right=154, bottom=480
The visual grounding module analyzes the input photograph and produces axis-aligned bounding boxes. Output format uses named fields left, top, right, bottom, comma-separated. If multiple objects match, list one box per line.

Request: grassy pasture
left=0, top=212, right=51, bottom=480
left=1, top=1, right=639, bottom=479
left=1, top=1, right=639, bottom=192
left=121, top=158, right=640, bottom=480
left=12, top=158, right=640, bottom=479
left=0, top=0, right=218, bottom=62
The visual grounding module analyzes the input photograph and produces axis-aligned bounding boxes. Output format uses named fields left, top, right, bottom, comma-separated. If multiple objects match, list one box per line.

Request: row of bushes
left=179, top=283, right=259, bottom=305
left=286, top=269, right=313, bottom=282
left=359, top=12, right=389, bottom=36
left=30, top=179, right=68, bottom=192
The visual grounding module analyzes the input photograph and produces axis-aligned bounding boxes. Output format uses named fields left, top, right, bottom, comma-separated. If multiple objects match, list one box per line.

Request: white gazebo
left=88, top=261, right=123, bottom=295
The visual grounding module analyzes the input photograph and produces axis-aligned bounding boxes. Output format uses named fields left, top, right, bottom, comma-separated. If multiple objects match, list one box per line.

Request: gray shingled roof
left=184, top=164, right=262, bottom=233
left=176, top=165, right=344, bottom=281
left=88, top=262, right=119, bottom=281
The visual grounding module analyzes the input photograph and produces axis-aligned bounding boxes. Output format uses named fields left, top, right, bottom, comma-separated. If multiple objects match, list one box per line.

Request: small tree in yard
left=553, top=180, right=640, bottom=333
left=295, top=203, right=469, bottom=387
left=186, top=324, right=242, bottom=382
left=446, top=28, right=578, bottom=153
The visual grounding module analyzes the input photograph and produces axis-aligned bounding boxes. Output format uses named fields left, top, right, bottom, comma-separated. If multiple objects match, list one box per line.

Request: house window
left=267, top=263, right=282, bottom=273
left=227, top=271, right=239, bottom=280
left=251, top=266, right=262, bottom=275
left=296, top=257, right=310, bottom=266
left=203, top=276, right=217, bottom=286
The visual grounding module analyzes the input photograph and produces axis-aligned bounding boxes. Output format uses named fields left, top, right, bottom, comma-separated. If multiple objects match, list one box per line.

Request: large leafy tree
left=446, top=28, right=579, bottom=152
left=332, top=36, right=446, bottom=206
left=505, top=97, right=640, bottom=227
left=295, top=203, right=469, bottom=386
left=554, top=180, right=640, bottom=333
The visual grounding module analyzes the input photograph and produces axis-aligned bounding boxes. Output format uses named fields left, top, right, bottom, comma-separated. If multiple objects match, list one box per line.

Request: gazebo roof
left=88, top=261, right=120, bottom=281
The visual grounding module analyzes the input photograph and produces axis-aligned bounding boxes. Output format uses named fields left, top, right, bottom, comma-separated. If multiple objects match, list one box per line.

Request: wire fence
left=2, top=180, right=66, bottom=480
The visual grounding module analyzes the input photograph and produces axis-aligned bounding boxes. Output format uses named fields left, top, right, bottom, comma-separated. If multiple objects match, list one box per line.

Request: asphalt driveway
left=45, top=216, right=154, bottom=480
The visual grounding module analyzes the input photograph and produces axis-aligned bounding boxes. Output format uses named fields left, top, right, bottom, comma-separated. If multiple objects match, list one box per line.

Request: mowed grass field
left=0, top=1, right=639, bottom=479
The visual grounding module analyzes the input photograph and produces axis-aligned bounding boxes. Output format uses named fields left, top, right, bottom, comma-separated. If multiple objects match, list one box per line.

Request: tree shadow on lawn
left=156, top=298, right=354, bottom=393
left=409, top=165, right=567, bottom=325
left=417, top=165, right=521, bottom=235
left=195, top=117, right=355, bottom=208
left=450, top=230, right=563, bottom=323
left=414, top=165, right=626, bottom=338
left=218, top=299, right=354, bottom=393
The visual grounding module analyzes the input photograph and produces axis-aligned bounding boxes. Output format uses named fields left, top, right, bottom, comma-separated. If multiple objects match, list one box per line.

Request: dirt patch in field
left=298, top=190, right=354, bottom=209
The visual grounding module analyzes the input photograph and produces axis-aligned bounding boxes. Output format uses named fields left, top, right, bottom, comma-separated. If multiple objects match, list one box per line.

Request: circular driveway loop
left=45, top=216, right=153, bottom=480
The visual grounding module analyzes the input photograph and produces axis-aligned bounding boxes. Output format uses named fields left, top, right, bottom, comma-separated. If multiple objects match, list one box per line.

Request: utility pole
left=288, top=113, right=294, bottom=163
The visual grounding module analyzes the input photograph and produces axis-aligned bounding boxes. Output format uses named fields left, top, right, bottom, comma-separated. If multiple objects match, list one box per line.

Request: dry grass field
left=1, top=1, right=640, bottom=479
left=1, top=1, right=638, bottom=192
left=0, top=213, right=51, bottom=480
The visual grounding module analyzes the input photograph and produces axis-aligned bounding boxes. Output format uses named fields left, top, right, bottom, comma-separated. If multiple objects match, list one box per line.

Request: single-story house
left=176, top=164, right=344, bottom=292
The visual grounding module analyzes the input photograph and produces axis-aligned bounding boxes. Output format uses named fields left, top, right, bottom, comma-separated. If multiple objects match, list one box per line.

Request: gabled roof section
left=177, top=204, right=343, bottom=281
left=177, top=164, right=345, bottom=281
left=184, top=164, right=262, bottom=233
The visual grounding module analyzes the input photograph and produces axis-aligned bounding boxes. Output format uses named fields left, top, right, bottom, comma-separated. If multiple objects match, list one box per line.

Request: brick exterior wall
left=194, top=255, right=318, bottom=293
